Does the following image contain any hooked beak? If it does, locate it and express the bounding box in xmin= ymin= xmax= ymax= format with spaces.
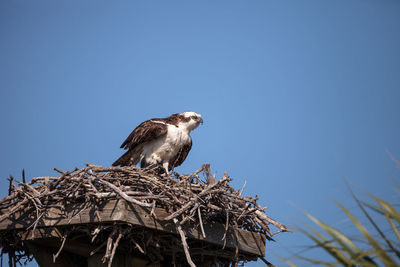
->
xmin=199 ymin=118 xmax=203 ymax=125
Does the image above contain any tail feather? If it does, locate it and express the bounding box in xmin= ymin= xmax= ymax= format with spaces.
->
xmin=112 ymin=148 xmax=142 ymax=167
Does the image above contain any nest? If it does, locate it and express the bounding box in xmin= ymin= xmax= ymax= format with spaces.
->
xmin=0 ymin=164 xmax=289 ymax=266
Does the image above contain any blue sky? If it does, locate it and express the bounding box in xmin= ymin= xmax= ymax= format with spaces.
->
xmin=1 ymin=1 xmax=400 ymax=266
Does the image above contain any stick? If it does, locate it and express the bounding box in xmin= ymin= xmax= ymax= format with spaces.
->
xmin=103 ymin=228 xmax=117 ymax=263
xmin=222 ymin=208 xmax=229 ymax=242
xmin=164 ymin=176 xmax=229 ymax=221
xmin=109 ymin=232 xmax=123 ymax=267
xmin=197 ymin=206 xmax=206 ymax=238
xmin=8 ymin=175 xmax=13 ymax=196
xmin=255 ymin=210 xmax=290 ymax=232
xmin=132 ymin=239 xmax=145 ymax=254
xmin=94 ymin=178 xmax=152 ymax=208
xmin=173 ymin=218 xmax=196 ymax=267
xmin=239 ymin=180 xmax=246 ymax=196
xmin=22 ymin=169 xmax=26 ymax=184
xmin=53 ymin=235 xmax=67 ymax=262
xmin=150 ymin=200 xmax=156 ymax=218
xmin=0 ymin=199 xmax=28 ymax=222
xmin=90 ymin=241 xmax=107 ymax=256
xmin=260 ymin=257 xmax=275 ymax=266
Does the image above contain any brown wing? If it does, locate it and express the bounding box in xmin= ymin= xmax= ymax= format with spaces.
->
xmin=169 ymin=140 xmax=192 ymax=170
xmin=120 ymin=120 xmax=168 ymax=150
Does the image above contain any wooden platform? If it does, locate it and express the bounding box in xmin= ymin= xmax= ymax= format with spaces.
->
xmin=0 ymin=199 xmax=266 ymax=266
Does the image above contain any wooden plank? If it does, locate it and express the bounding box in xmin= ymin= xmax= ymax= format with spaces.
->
xmin=0 ymin=199 xmax=265 ymax=257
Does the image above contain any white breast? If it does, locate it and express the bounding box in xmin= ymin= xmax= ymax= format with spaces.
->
xmin=142 ymin=124 xmax=191 ymax=165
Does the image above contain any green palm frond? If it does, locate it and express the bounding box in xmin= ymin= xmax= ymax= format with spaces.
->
xmin=335 ymin=201 xmax=395 ymax=266
xmin=296 ymin=227 xmax=352 ymax=266
xmin=284 ymin=180 xmax=400 ymax=266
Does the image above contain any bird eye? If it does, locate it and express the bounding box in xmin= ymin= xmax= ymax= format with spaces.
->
xmin=191 ymin=116 xmax=197 ymax=120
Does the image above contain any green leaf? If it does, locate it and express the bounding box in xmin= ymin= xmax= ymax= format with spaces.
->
xmin=297 ymin=226 xmax=352 ymax=266
xmin=336 ymin=201 xmax=395 ymax=265
xmin=384 ymin=211 xmax=400 ymax=243
xmin=369 ymin=195 xmax=400 ymax=224
xmin=296 ymin=255 xmax=338 ymax=266
xmin=305 ymin=212 xmax=376 ymax=266
xmin=276 ymin=255 xmax=298 ymax=267
xmin=356 ymin=193 xmax=400 ymax=258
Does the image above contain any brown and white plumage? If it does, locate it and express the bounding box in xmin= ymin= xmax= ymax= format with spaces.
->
xmin=112 ymin=111 xmax=203 ymax=173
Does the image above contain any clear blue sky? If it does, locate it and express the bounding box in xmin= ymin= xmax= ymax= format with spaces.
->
xmin=1 ymin=1 xmax=400 ymax=266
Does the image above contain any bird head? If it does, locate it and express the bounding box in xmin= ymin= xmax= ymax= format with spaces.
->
xmin=181 ymin=111 xmax=203 ymax=131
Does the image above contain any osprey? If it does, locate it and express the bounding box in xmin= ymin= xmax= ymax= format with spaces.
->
xmin=112 ymin=111 xmax=203 ymax=173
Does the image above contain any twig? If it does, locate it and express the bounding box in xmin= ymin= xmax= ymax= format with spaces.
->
xmin=197 ymin=206 xmax=206 ymax=238
xmin=22 ymin=169 xmax=26 ymax=184
xmin=103 ymin=228 xmax=117 ymax=263
xmin=90 ymin=241 xmax=107 ymax=256
xmin=222 ymin=208 xmax=229 ymax=243
xmin=164 ymin=176 xmax=229 ymax=221
xmin=255 ymin=210 xmax=290 ymax=233
xmin=150 ymin=200 xmax=156 ymax=218
xmin=53 ymin=235 xmax=67 ymax=262
xmin=239 ymin=180 xmax=246 ymax=196
xmin=109 ymin=231 xmax=124 ymax=267
xmin=261 ymin=257 xmax=275 ymax=266
xmin=8 ymin=175 xmax=13 ymax=196
xmin=93 ymin=178 xmax=152 ymax=208
xmin=173 ymin=218 xmax=196 ymax=267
